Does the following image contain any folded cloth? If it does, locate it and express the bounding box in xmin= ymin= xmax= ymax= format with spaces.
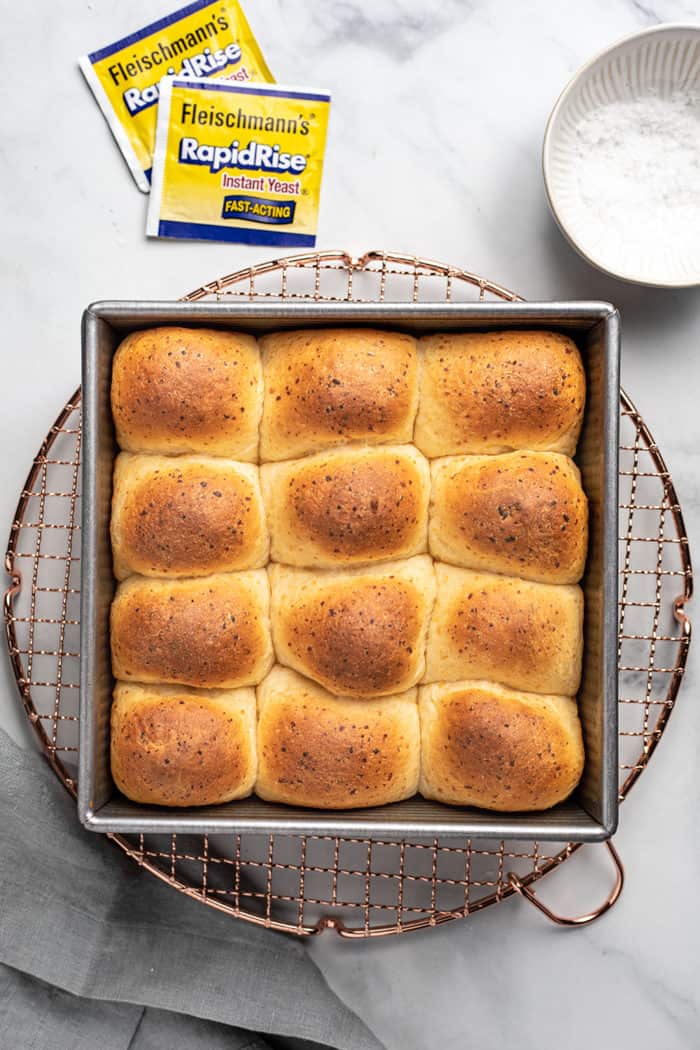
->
xmin=0 ymin=730 xmax=384 ymax=1050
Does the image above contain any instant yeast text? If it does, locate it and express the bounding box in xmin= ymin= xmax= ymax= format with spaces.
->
xmin=147 ymin=77 xmax=331 ymax=247
xmin=79 ymin=0 xmax=273 ymax=192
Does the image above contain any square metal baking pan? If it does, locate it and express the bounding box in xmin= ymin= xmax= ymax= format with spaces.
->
xmin=79 ymin=300 xmax=620 ymax=841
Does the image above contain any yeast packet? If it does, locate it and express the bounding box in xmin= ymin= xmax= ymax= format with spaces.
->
xmin=79 ymin=0 xmax=274 ymax=191
xmin=147 ymin=76 xmax=331 ymax=247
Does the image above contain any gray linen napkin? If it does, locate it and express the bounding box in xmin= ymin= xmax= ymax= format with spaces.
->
xmin=0 ymin=729 xmax=384 ymax=1050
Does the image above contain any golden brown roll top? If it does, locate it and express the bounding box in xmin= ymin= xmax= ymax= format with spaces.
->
xmin=269 ymin=556 xmax=436 ymax=697
xmin=429 ymin=451 xmax=588 ymax=584
xmin=415 ymin=330 xmax=586 ymax=458
xmin=256 ymin=667 xmax=420 ymax=809
xmin=260 ymin=444 xmax=430 ymax=568
xmin=419 ymin=681 xmax=584 ymax=810
xmin=110 ymin=570 xmax=273 ymax=689
xmin=111 ymin=453 xmax=269 ymax=579
xmin=259 ymin=328 xmax=419 ymax=460
xmin=111 ymin=327 xmax=263 ymax=461
xmin=424 ymin=565 xmax=583 ymax=695
xmin=111 ymin=682 xmax=256 ymax=806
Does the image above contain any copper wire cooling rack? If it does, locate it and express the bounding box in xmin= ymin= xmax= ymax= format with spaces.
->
xmin=3 ymin=250 xmax=693 ymax=937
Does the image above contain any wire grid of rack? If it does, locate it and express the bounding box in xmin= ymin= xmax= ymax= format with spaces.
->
xmin=3 ymin=250 xmax=693 ymax=936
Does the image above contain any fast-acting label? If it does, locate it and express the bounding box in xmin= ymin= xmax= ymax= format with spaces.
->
xmin=79 ymin=0 xmax=274 ymax=192
xmin=147 ymin=77 xmax=331 ymax=247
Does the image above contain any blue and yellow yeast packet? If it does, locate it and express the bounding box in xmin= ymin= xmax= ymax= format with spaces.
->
xmin=147 ymin=77 xmax=331 ymax=247
xmin=79 ymin=0 xmax=274 ymax=192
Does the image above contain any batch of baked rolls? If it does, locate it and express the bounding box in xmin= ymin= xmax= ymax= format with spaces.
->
xmin=109 ymin=325 xmax=588 ymax=812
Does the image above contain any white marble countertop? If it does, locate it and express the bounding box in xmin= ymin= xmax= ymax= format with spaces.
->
xmin=2 ymin=1 xmax=699 ymax=1047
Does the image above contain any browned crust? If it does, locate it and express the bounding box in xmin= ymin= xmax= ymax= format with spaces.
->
xmin=437 ymin=574 xmax=581 ymax=692
xmin=110 ymin=574 xmax=269 ymax=688
xmin=418 ymin=330 xmax=585 ymax=453
xmin=257 ymin=690 xmax=418 ymax=808
xmin=278 ymin=578 xmax=423 ymax=696
xmin=438 ymin=452 xmax=587 ymax=581
xmin=261 ymin=329 xmax=417 ymax=455
xmin=114 ymin=459 xmax=264 ymax=576
xmin=446 ymin=582 xmax=542 ymax=675
xmin=111 ymin=327 xmax=260 ymax=457
xmin=106 ymin=323 xmax=592 ymax=817
xmin=424 ymin=687 xmax=583 ymax=810
xmin=285 ymin=451 xmax=425 ymax=559
xmin=110 ymin=686 xmax=254 ymax=806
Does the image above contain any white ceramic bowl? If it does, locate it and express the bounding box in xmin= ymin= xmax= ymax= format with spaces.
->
xmin=543 ymin=24 xmax=700 ymax=288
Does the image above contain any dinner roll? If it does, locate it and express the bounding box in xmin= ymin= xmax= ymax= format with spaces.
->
xmin=111 ymin=681 xmax=256 ymax=806
xmin=259 ymin=328 xmax=418 ymax=460
xmin=424 ymin=565 xmax=583 ymax=695
xmin=256 ymin=667 xmax=420 ymax=808
xmin=415 ymin=330 xmax=585 ymax=457
xmin=429 ymin=451 xmax=588 ymax=584
xmin=111 ymin=327 xmax=262 ymax=461
xmin=269 ymin=556 xmax=436 ymax=697
xmin=110 ymin=571 xmax=273 ymax=689
xmin=111 ymin=453 xmax=268 ymax=579
xmin=260 ymin=445 xmax=430 ymax=568
xmin=419 ymin=680 xmax=584 ymax=810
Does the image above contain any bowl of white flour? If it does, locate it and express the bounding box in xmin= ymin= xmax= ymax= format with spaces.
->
xmin=543 ymin=24 xmax=700 ymax=287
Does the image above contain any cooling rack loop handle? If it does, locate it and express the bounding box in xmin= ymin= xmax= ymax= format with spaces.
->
xmin=3 ymin=555 xmax=22 ymax=637
xmin=311 ymin=915 xmax=349 ymax=936
xmin=674 ymin=595 xmax=692 ymax=640
xmin=507 ymin=840 xmax=624 ymax=927
xmin=3 ymin=571 xmax=22 ymax=616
